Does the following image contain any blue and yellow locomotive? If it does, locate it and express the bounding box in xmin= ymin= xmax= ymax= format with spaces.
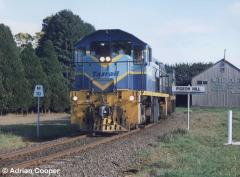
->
xmin=70 ymin=29 xmax=175 ymax=132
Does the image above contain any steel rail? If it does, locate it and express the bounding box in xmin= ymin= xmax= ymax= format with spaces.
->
xmin=0 ymin=135 xmax=87 ymax=160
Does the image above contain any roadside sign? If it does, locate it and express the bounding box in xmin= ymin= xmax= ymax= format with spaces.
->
xmin=172 ymin=86 xmax=205 ymax=94
xmin=33 ymin=85 xmax=44 ymax=97
xmin=172 ymin=85 xmax=205 ymax=131
xmin=33 ymin=85 xmax=44 ymax=138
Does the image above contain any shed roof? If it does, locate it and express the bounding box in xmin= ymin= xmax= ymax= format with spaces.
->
xmin=74 ymin=29 xmax=147 ymax=49
xmin=192 ymin=58 xmax=240 ymax=80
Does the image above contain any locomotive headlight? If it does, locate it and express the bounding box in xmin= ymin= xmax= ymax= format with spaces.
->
xmin=129 ymin=95 xmax=135 ymax=101
xmin=106 ymin=56 xmax=111 ymax=62
xmin=99 ymin=57 xmax=105 ymax=62
xmin=72 ymin=96 xmax=78 ymax=101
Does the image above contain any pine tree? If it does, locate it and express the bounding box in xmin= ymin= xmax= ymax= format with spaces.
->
xmin=38 ymin=40 xmax=68 ymax=112
xmin=0 ymin=24 xmax=31 ymax=113
xmin=0 ymin=65 xmax=7 ymax=115
xmin=20 ymin=44 xmax=50 ymax=112
xmin=37 ymin=10 xmax=95 ymax=88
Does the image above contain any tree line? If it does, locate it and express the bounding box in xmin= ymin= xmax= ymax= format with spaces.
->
xmin=0 ymin=10 xmax=95 ymax=114
xmin=166 ymin=62 xmax=213 ymax=86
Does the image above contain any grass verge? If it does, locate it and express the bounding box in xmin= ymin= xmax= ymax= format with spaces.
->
xmin=0 ymin=132 xmax=25 ymax=150
xmin=132 ymin=107 xmax=240 ymax=177
xmin=0 ymin=116 xmax=80 ymax=151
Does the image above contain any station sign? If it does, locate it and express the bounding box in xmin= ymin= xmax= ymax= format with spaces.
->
xmin=172 ymin=85 xmax=205 ymax=131
xmin=33 ymin=85 xmax=44 ymax=97
xmin=172 ymin=86 xmax=205 ymax=94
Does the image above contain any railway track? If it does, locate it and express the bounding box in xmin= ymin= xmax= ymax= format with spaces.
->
xmin=0 ymin=124 xmax=156 ymax=175
xmin=0 ymin=134 xmax=88 ymax=161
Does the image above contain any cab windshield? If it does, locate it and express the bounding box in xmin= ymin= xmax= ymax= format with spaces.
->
xmin=90 ymin=41 xmax=131 ymax=58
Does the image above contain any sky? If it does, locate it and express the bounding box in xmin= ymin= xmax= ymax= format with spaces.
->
xmin=0 ymin=0 xmax=240 ymax=67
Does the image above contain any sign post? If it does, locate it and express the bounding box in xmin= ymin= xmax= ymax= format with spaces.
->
xmin=172 ymin=85 xmax=205 ymax=131
xmin=33 ymin=85 xmax=44 ymax=138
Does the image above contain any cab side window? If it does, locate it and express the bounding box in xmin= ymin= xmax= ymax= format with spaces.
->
xmin=133 ymin=48 xmax=143 ymax=64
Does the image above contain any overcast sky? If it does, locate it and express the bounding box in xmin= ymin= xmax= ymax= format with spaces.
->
xmin=0 ymin=0 xmax=240 ymax=67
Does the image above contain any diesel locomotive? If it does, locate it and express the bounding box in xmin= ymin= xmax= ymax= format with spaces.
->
xmin=70 ymin=29 xmax=175 ymax=133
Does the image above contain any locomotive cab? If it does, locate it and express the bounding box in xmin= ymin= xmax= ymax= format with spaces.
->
xmin=76 ymin=40 xmax=149 ymax=64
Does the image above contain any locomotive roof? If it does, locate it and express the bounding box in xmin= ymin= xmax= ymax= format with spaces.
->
xmin=75 ymin=29 xmax=147 ymax=49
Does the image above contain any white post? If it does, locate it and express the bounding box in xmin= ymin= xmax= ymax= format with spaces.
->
xmin=228 ymin=110 xmax=232 ymax=144
xmin=187 ymin=93 xmax=190 ymax=131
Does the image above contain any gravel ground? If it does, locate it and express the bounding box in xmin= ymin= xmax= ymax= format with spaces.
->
xmin=9 ymin=112 xmax=186 ymax=177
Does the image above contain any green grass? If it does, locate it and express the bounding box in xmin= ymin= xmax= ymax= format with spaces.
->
xmin=0 ymin=119 xmax=80 ymax=151
xmin=0 ymin=132 xmax=25 ymax=150
xmin=133 ymin=107 xmax=240 ymax=177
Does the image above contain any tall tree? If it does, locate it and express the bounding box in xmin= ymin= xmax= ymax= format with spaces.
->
xmin=20 ymin=44 xmax=50 ymax=112
xmin=0 ymin=60 xmax=7 ymax=115
xmin=14 ymin=32 xmax=33 ymax=48
xmin=0 ymin=24 xmax=31 ymax=113
xmin=37 ymin=9 xmax=95 ymax=87
xmin=15 ymin=32 xmax=44 ymax=49
xmin=38 ymin=40 xmax=68 ymax=112
xmin=32 ymin=32 xmax=44 ymax=49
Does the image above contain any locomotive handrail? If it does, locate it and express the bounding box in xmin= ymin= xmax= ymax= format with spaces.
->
xmin=141 ymin=60 xmax=144 ymax=95
xmin=115 ymin=62 xmax=118 ymax=92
